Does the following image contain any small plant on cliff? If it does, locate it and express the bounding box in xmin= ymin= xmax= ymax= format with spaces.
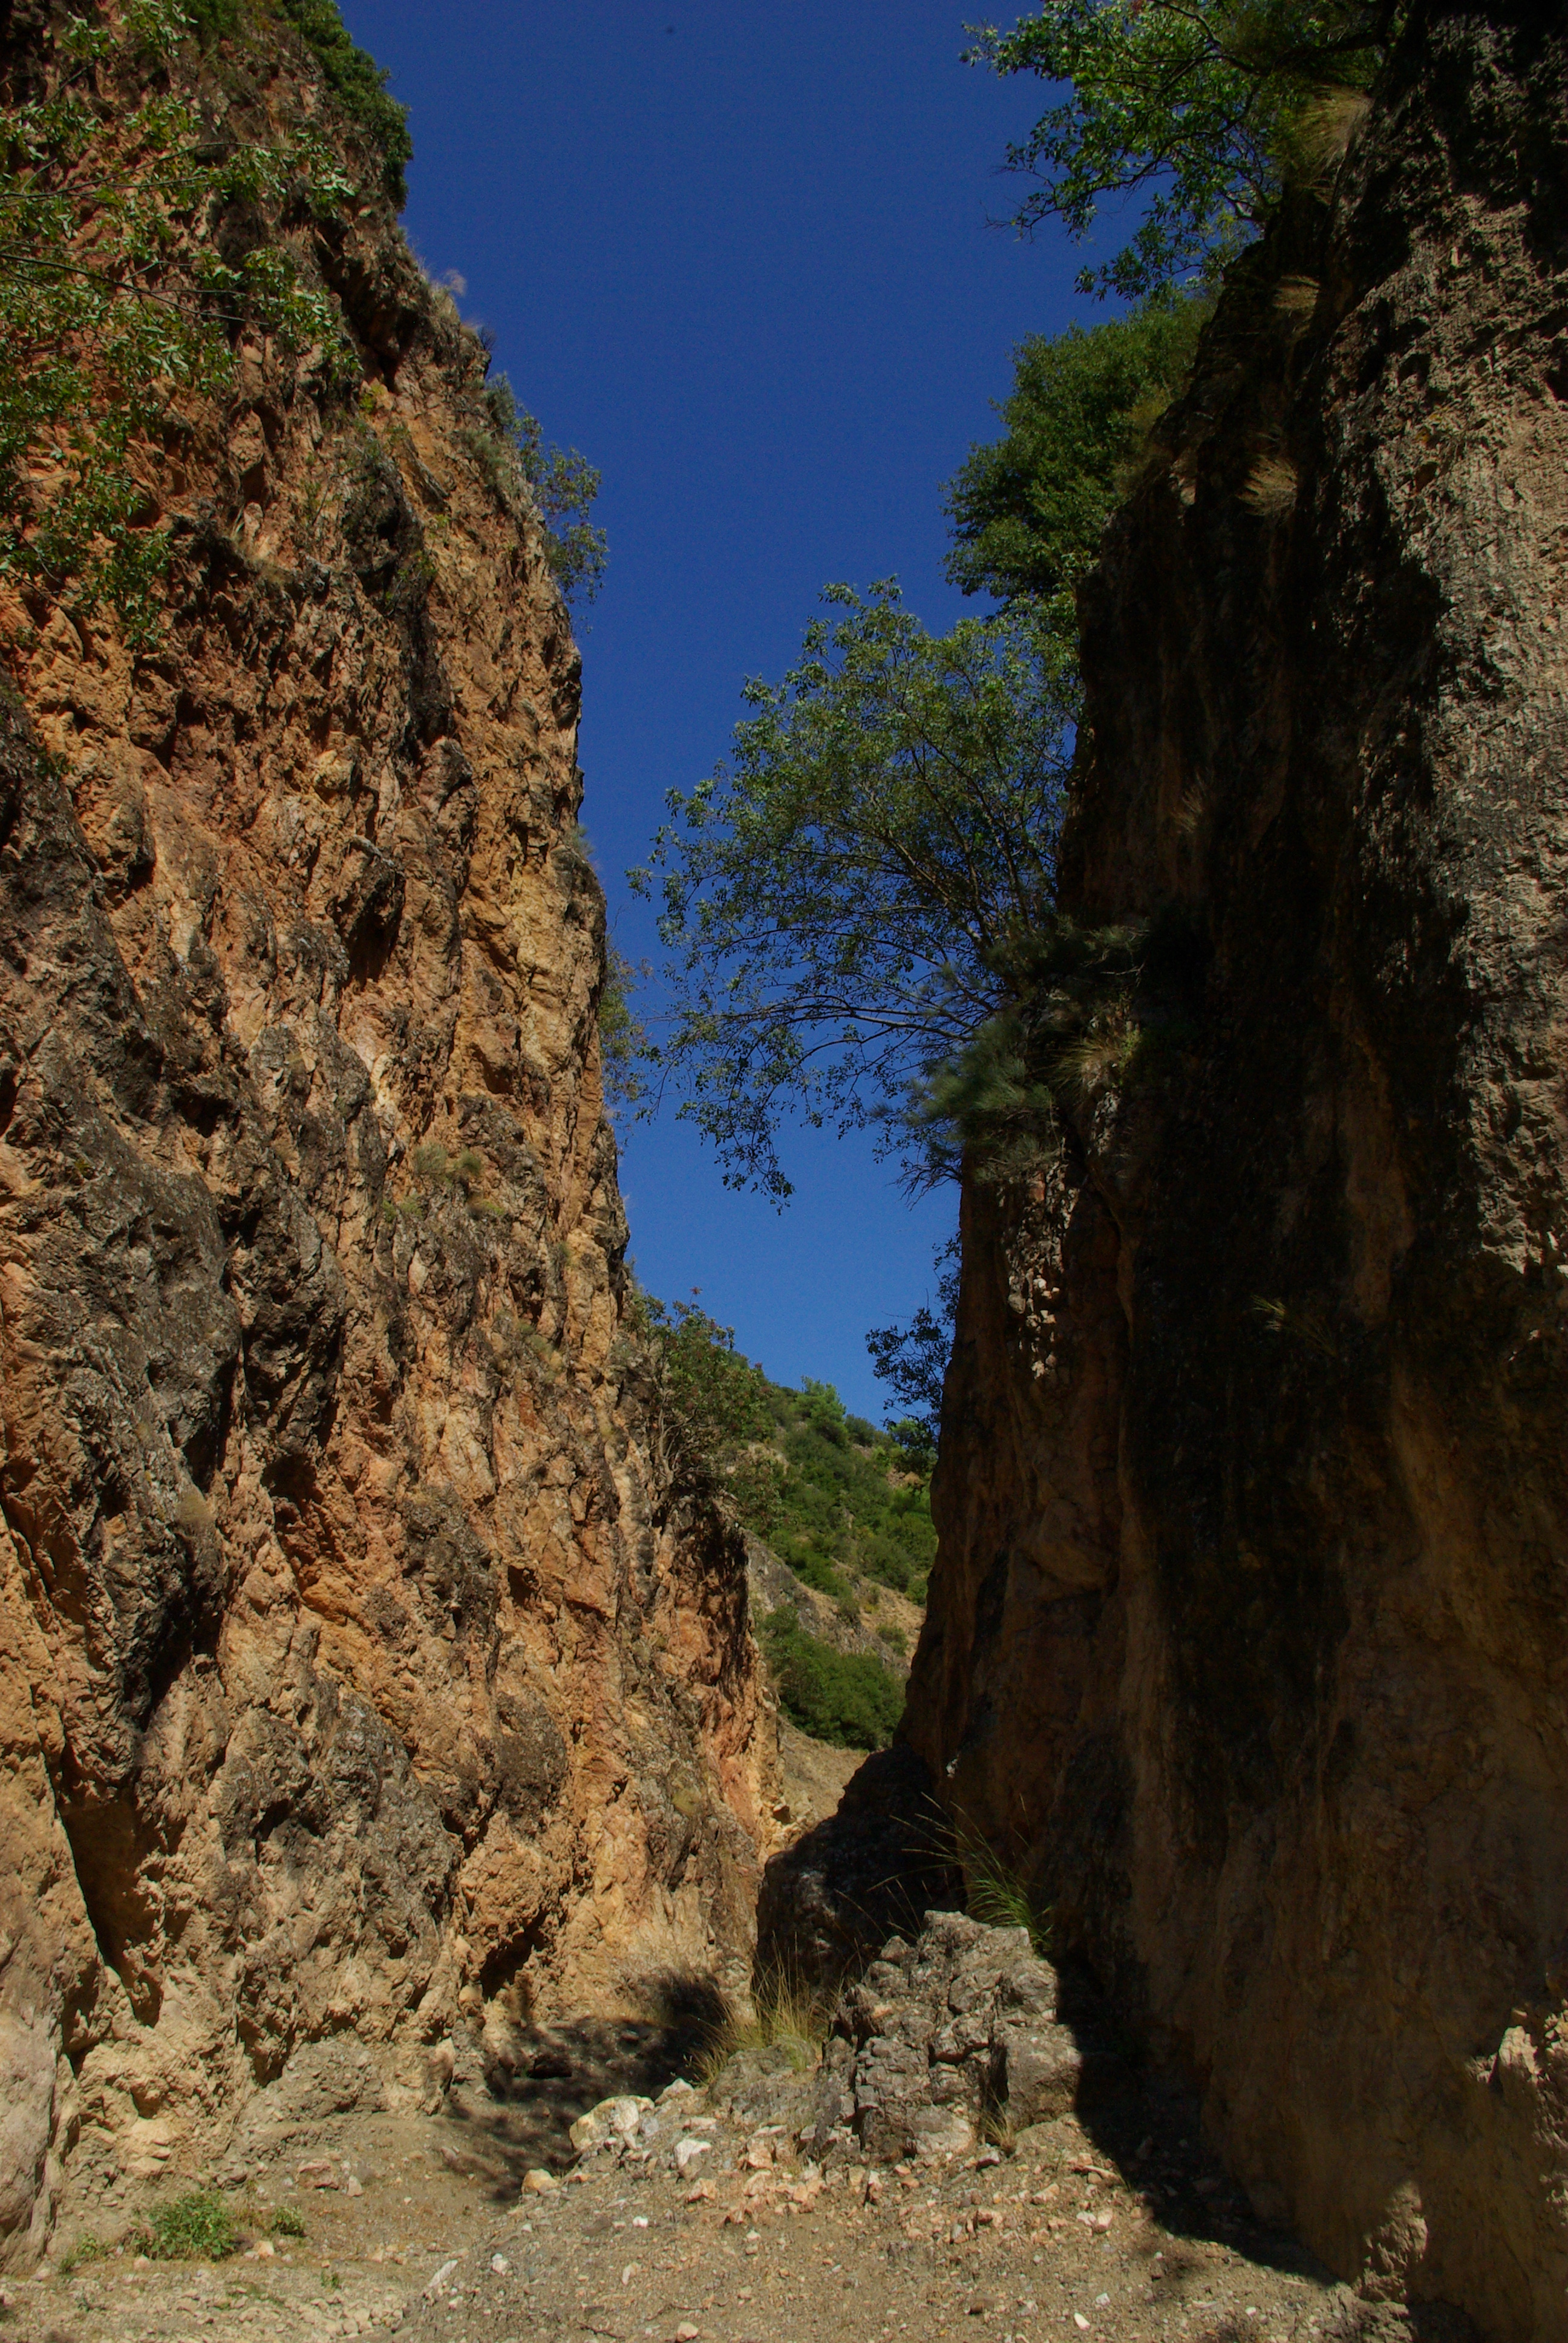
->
xmin=459 ymin=371 xmax=608 ymax=604
xmin=269 ymin=2203 xmax=307 ymax=2240
xmin=959 ymin=1830 xmax=1054 ymax=1958
xmin=600 ymin=943 xmax=652 ymax=1113
xmin=58 ymin=2233 xmax=109 ymax=2274
xmin=907 ymin=909 xmax=1205 ymax=1182
xmin=0 ymin=2 xmax=353 ymax=643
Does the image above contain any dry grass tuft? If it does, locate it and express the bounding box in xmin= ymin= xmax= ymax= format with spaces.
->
xmin=1249 ymin=1295 xmax=1339 ymax=1362
xmin=692 ymin=1962 xmax=830 ymax=2090
xmin=1172 ymin=782 xmax=1210 ymax=837
xmin=1240 ymin=454 xmax=1299 ymax=518
xmin=1273 ymin=274 xmax=1321 ymax=322
xmin=1296 ymin=87 xmax=1373 ymax=181
xmin=1050 ymin=1003 xmax=1143 ymax=1105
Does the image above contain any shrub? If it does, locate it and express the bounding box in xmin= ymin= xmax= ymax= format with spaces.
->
xmin=270 ymin=2203 xmax=307 ymax=2240
xmin=462 ymin=372 xmax=607 ymax=603
xmin=130 ymin=2190 xmax=237 ymax=2263
xmin=760 ymin=1609 xmax=904 ymax=1751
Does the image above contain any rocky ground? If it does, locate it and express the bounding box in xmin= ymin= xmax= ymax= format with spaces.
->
xmin=2 ymin=1918 xmax=1471 ymax=2343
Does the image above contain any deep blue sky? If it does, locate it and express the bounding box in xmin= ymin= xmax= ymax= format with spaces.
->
xmin=343 ymin=0 xmax=1083 ymax=1414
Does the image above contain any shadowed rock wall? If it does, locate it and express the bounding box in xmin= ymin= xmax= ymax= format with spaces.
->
xmin=0 ymin=8 xmax=772 ymax=2264
xmin=906 ymin=4 xmax=1568 ymax=2334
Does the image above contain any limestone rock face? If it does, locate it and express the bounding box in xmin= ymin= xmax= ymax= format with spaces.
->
xmin=906 ymin=5 xmax=1568 ymax=2335
xmin=0 ymin=16 xmax=771 ymax=2263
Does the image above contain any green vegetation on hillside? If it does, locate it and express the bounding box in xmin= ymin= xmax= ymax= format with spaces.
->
xmin=765 ymin=1380 xmax=935 ymax=1604
xmin=276 ymin=0 xmax=413 ymax=206
xmin=640 ymin=1293 xmax=935 ymax=1596
xmin=637 ymin=1298 xmax=927 ymax=1750
xmin=0 ymin=1 xmax=351 ymax=643
xmin=760 ymin=1608 xmax=906 ymax=1752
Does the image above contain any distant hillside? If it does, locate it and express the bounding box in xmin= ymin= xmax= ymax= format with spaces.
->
xmin=638 ymin=1297 xmax=932 ymax=1754
xmin=744 ymin=1380 xmax=931 ymax=1754
xmin=761 ymin=1379 xmax=935 ymax=1608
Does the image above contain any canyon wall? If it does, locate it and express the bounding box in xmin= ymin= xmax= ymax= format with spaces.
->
xmin=0 ymin=7 xmax=772 ymax=2266
xmin=906 ymin=3 xmax=1568 ymax=2335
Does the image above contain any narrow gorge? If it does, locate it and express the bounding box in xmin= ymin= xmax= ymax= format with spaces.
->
xmin=2 ymin=4 xmax=1567 ymax=2342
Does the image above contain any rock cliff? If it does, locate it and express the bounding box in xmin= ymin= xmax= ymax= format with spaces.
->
xmin=0 ymin=4 xmax=771 ymax=2267
xmin=906 ymin=3 xmax=1568 ymax=2335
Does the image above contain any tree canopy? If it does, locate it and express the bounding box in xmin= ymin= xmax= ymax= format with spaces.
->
xmin=634 ymin=585 xmax=1074 ymax=1201
xmin=633 ymin=290 xmax=1207 ymax=1199
xmin=633 ymin=0 xmax=1396 ymax=1197
xmin=970 ymin=0 xmax=1400 ymax=297
xmin=945 ymin=288 xmax=1207 ymax=609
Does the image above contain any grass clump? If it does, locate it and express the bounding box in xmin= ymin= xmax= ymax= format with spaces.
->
xmin=953 ymin=1820 xmax=1054 ymax=1958
xmin=270 ymin=2203 xmax=307 ymax=2240
xmin=760 ymin=1607 xmax=904 ymax=1751
xmin=129 ymin=2189 xmax=237 ymax=2263
xmin=1240 ymin=453 xmax=1299 ymax=518
xmin=694 ymin=1964 xmax=829 ymax=2089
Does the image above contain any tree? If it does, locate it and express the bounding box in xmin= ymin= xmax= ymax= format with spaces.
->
xmin=634 ymin=585 xmax=1074 ymax=1201
xmin=866 ymin=1242 xmax=960 ymax=1453
xmin=945 ymin=289 xmax=1208 ymax=611
xmin=0 ymin=2 xmax=354 ymax=644
xmin=969 ymin=0 xmax=1399 ymax=298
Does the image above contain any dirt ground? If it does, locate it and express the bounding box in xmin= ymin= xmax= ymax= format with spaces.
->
xmin=2 ymin=2007 xmax=1461 ymax=2343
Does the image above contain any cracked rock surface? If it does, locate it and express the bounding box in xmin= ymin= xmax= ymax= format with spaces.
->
xmin=0 ymin=10 xmax=772 ymax=2266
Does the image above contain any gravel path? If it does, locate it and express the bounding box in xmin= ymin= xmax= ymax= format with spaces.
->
xmin=4 ymin=2043 xmax=1460 ymax=2343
